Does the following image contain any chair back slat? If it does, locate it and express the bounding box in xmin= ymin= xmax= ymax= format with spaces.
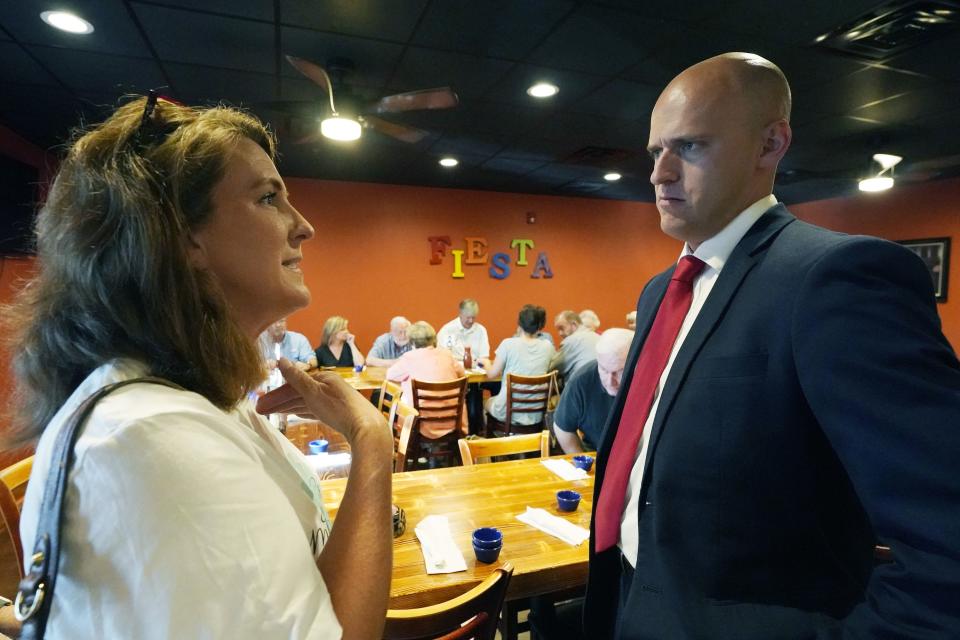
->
xmin=384 ymin=564 xmax=513 ymax=640
xmin=378 ymin=380 xmax=403 ymax=427
xmin=406 ymin=377 xmax=468 ymax=470
xmin=0 ymin=455 xmax=34 ymax=577
xmin=393 ymin=402 xmax=419 ymax=473
xmin=501 ymin=372 xmax=557 ymax=435
xmin=458 ymin=432 xmax=550 ymax=466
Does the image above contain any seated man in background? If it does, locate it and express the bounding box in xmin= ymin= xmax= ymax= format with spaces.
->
xmin=625 ymin=310 xmax=636 ymax=330
xmin=554 ymin=328 xmax=634 ymax=453
xmin=258 ymin=318 xmax=316 ymax=371
xmin=366 ymin=316 xmax=413 ymax=367
xmin=579 ymin=309 xmax=601 ymax=332
xmin=437 ymin=298 xmax=490 ymax=365
xmin=550 ymin=310 xmax=601 ymax=386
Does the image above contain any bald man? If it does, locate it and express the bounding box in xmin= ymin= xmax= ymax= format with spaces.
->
xmin=554 ymin=328 xmax=634 ymax=453
xmin=585 ymin=53 xmax=960 ymax=638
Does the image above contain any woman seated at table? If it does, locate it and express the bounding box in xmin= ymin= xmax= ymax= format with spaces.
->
xmin=386 ymin=321 xmax=467 ymax=435
xmin=315 ymin=315 xmax=365 ymax=367
xmin=484 ymin=304 xmax=556 ymax=428
xmin=3 ymin=96 xmax=392 ymax=639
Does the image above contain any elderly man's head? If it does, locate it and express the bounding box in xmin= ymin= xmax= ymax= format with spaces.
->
xmin=595 ymin=328 xmax=635 ymax=396
xmin=648 ymin=53 xmax=792 ymax=250
xmin=580 ymin=309 xmax=600 ymax=332
xmin=267 ymin=318 xmax=287 ymax=342
xmin=389 ymin=316 xmax=411 ymax=346
xmin=625 ymin=310 xmax=637 ymax=330
xmin=458 ymin=298 xmax=479 ymax=329
xmin=554 ymin=310 xmax=581 ymax=339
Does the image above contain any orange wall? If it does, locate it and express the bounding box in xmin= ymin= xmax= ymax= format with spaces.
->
xmin=791 ymin=177 xmax=959 ymax=349
xmin=283 ymin=178 xmax=675 ymax=350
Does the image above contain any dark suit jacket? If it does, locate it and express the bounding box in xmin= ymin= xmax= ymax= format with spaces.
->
xmin=584 ymin=205 xmax=960 ymax=639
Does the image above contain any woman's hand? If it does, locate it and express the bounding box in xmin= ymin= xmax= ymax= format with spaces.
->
xmin=256 ymin=358 xmax=387 ymax=443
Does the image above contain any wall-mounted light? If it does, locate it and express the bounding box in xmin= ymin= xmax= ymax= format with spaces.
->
xmin=40 ymin=10 xmax=94 ymax=34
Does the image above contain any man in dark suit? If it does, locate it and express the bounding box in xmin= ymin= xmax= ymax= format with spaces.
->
xmin=584 ymin=52 xmax=960 ymax=639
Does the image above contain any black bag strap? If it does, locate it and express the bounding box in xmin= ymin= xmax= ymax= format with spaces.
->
xmin=15 ymin=376 xmax=183 ymax=640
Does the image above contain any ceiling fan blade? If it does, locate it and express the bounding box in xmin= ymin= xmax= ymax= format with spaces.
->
xmin=374 ymin=87 xmax=458 ymax=114
xmin=362 ymin=115 xmax=429 ymax=144
xmin=285 ymin=54 xmax=332 ymax=96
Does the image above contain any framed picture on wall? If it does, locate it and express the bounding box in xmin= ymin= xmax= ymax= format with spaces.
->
xmin=898 ymin=237 xmax=950 ymax=303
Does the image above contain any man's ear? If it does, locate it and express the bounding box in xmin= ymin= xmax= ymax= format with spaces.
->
xmin=758 ymin=119 xmax=792 ymax=169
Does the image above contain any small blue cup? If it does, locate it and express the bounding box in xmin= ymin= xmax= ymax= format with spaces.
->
xmin=308 ymin=439 xmax=329 ymax=454
xmin=556 ymin=490 xmax=581 ymax=512
xmin=572 ymin=455 xmax=594 ymax=472
xmin=472 ymin=527 xmax=503 ymax=549
xmin=354 ymin=364 xmax=364 ymax=374
xmin=473 ymin=541 xmax=502 ymax=563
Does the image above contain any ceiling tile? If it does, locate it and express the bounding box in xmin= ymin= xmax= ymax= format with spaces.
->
xmin=279 ymin=0 xmax=429 ymax=42
xmin=0 ymin=42 xmax=59 ymax=86
xmin=28 ymin=46 xmax=165 ymax=95
xmin=527 ymin=4 xmax=667 ymax=75
xmin=165 ymin=63 xmax=277 ymax=105
xmin=412 ymin=0 xmax=575 ymax=60
xmin=142 ymin=0 xmax=274 ymax=21
xmin=800 ymin=66 xmax=938 ymax=115
xmin=483 ymin=64 xmax=605 ymax=109
xmin=707 ymin=0 xmax=887 ymax=45
xmin=569 ymin=78 xmax=659 ymax=121
xmin=133 ymin=3 xmax=275 ymax=73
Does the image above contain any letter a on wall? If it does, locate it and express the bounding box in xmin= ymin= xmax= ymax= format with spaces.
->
xmin=531 ymin=252 xmax=553 ymax=279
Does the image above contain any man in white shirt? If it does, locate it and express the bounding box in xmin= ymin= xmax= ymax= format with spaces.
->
xmin=585 ymin=52 xmax=960 ymax=639
xmin=436 ymin=298 xmax=490 ymax=364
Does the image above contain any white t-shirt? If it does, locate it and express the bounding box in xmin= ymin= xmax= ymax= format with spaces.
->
xmin=19 ymin=359 xmax=341 ymax=639
xmin=436 ymin=317 xmax=491 ymax=361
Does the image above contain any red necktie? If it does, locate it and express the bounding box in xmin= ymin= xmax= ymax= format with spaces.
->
xmin=595 ymin=255 xmax=706 ymax=552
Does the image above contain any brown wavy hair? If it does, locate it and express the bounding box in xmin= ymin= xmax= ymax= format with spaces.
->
xmin=2 ymin=96 xmax=275 ymax=444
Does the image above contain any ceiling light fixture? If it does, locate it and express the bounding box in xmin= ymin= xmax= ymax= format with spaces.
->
xmin=858 ymin=153 xmax=902 ymax=192
xmin=40 ymin=10 xmax=94 ymax=34
xmin=527 ymin=83 xmax=559 ymax=98
xmin=320 ymin=116 xmax=361 ymax=141
xmin=439 ymin=157 xmax=459 ymax=168
xmin=604 ymin=172 xmax=622 ymax=182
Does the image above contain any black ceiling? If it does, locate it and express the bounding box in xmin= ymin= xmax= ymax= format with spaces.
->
xmin=2 ymin=0 xmax=960 ymax=203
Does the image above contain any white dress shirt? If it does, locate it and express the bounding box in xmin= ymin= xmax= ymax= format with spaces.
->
xmin=436 ymin=317 xmax=491 ymax=361
xmin=619 ymin=194 xmax=777 ymax=566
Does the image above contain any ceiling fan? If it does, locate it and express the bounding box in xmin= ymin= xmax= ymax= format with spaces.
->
xmin=278 ymin=54 xmax=459 ymax=144
xmin=777 ymin=153 xmax=960 ymax=190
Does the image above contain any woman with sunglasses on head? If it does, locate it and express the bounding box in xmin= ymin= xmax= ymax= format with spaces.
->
xmin=2 ymin=95 xmax=393 ymax=639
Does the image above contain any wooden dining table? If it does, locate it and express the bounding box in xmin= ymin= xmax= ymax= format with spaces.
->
xmin=319 ymin=455 xmax=593 ymax=610
xmin=321 ymin=365 xmax=490 ymax=391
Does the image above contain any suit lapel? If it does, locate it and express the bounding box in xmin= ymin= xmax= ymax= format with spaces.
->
xmin=639 ymin=205 xmax=796 ymax=489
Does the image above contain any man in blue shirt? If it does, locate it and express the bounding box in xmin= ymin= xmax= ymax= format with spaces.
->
xmin=365 ymin=316 xmax=413 ymax=367
xmin=259 ymin=318 xmax=316 ymax=370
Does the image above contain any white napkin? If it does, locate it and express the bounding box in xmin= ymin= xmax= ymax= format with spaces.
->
xmin=303 ymin=452 xmax=351 ymax=472
xmin=516 ymin=507 xmax=590 ymax=546
xmin=415 ymin=515 xmax=468 ymax=574
xmin=541 ymin=459 xmax=588 ymax=481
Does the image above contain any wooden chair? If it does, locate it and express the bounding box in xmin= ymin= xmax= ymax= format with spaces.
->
xmin=458 ymin=431 xmax=550 ymax=466
xmin=383 ymin=563 xmax=513 ymax=640
xmin=0 ymin=456 xmax=33 ymax=579
xmin=408 ymin=377 xmax=468 ymax=470
xmin=393 ymin=401 xmax=419 ymax=473
xmin=485 ymin=372 xmax=557 ymax=437
xmin=378 ymin=380 xmax=404 ymax=427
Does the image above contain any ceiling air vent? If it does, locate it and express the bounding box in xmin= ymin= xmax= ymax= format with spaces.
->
xmin=812 ymin=1 xmax=960 ymax=60
xmin=561 ymin=146 xmax=635 ymax=167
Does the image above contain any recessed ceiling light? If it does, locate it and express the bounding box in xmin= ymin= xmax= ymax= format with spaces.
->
xmin=858 ymin=176 xmax=894 ymax=192
xmin=526 ymin=83 xmax=559 ymax=99
xmin=439 ymin=157 xmax=459 ymax=168
xmin=604 ymin=172 xmax=622 ymax=182
xmin=40 ymin=10 xmax=94 ymax=34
